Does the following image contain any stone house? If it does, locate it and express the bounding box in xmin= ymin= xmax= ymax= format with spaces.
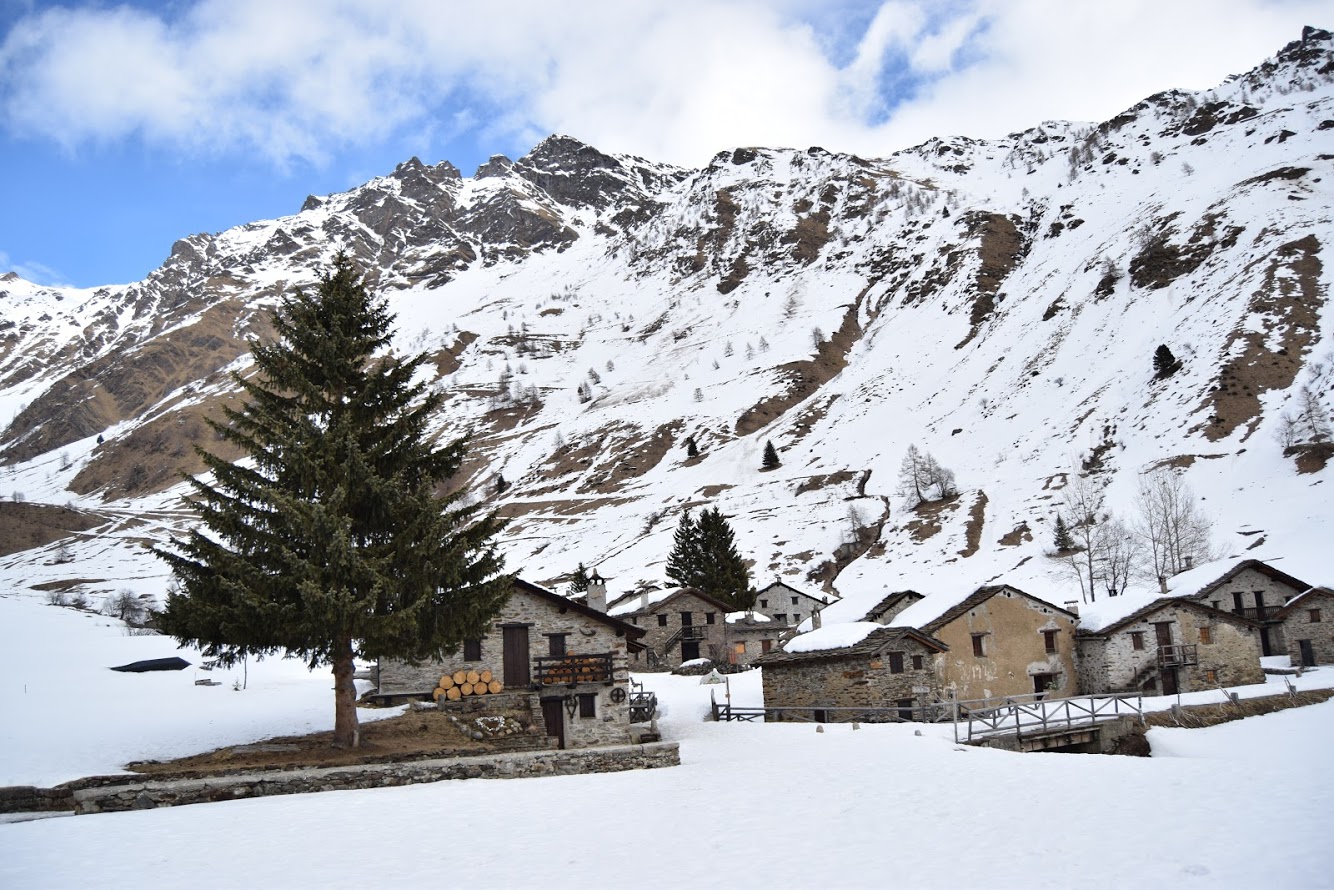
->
xmin=725 ymin=611 xmax=784 ymax=666
xmin=864 ymin=585 xmax=1079 ymax=702
xmin=1275 ymin=587 xmax=1334 ymax=667
xmin=914 ymin=585 xmax=1080 ymax=702
xmin=1075 ymin=598 xmax=1264 ymax=696
xmin=377 ymin=578 xmax=645 ymax=749
xmin=754 ymin=624 xmax=949 ymax=722
xmin=753 ymin=579 xmax=837 ymax=627
xmin=607 ymin=586 xmax=736 ymax=671
xmin=1175 ymin=559 xmax=1314 ymax=657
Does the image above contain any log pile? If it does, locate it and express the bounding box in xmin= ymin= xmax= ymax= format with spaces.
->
xmin=432 ymin=669 xmax=503 ymax=702
xmin=541 ymin=655 xmax=612 ymax=685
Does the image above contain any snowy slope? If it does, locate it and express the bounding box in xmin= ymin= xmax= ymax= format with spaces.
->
xmin=0 ymin=28 xmax=1331 ymax=625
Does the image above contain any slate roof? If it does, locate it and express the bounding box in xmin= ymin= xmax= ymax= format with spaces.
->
xmin=1177 ymin=558 xmax=1313 ymax=601
xmin=1075 ymin=595 xmax=1261 ymax=638
xmin=1274 ymin=586 xmax=1334 ymax=618
xmin=752 ymin=625 xmax=948 ymax=666
xmin=919 ymin=584 xmax=1079 ymax=634
xmin=862 ymin=590 xmax=926 ymax=623
xmin=605 ymin=586 xmax=736 ymax=618
xmin=512 ymin=578 xmax=645 ymax=644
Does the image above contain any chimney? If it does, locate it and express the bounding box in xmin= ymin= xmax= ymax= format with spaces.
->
xmin=587 ymin=570 xmax=607 ymax=613
xmin=1064 ymin=600 xmax=1079 ymax=617
xmin=811 ymin=608 xmax=823 ymax=630
xmin=1158 ymin=575 xmax=1169 ymax=595
xmin=1184 ymin=556 xmax=1193 ymax=569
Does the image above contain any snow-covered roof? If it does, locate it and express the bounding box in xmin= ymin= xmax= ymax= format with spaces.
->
xmin=726 ymin=610 xmax=772 ymax=624
xmin=606 ymin=587 xmax=677 ymax=616
xmin=783 ymin=621 xmax=882 ymax=653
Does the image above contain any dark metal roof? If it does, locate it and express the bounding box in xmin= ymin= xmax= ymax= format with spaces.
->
xmin=752 ymin=625 xmax=948 ymax=666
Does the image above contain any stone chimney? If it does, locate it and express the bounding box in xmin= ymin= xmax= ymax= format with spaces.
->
xmin=1158 ymin=575 xmax=1169 ymax=594
xmin=1064 ymin=600 xmax=1079 ymax=617
xmin=811 ymin=607 xmax=823 ymax=630
xmin=587 ymin=570 xmax=607 ymax=613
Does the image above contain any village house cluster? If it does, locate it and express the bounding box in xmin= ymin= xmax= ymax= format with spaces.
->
xmin=374 ymin=559 xmax=1330 ymax=747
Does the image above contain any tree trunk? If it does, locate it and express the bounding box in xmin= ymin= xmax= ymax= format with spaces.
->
xmin=332 ymin=636 xmax=360 ymax=749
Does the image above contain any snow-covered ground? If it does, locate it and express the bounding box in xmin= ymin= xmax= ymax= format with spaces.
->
xmin=3 ymin=590 xmax=1334 ymax=889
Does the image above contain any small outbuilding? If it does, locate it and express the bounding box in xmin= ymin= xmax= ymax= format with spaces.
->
xmin=1275 ymin=587 xmax=1334 ymax=667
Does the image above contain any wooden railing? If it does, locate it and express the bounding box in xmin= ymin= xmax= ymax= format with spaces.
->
xmin=1158 ymin=644 xmax=1198 ymax=667
xmin=951 ymin=693 xmax=1144 ymax=744
xmin=629 ymin=678 xmax=657 ymax=723
xmin=710 ymin=692 xmax=947 ymax=724
xmin=533 ymin=653 xmax=614 ymax=686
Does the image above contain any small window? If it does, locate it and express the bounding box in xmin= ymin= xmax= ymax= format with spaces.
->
xmin=791 ymin=596 xmax=799 ymax=605
xmin=705 ymin=612 xmax=716 ymax=625
xmin=1042 ymin=630 xmax=1058 ymax=654
xmin=681 ymin=611 xmax=693 ymax=626
xmin=733 ymin=642 xmax=746 ymax=655
xmin=775 ymin=613 xmax=787 ymax=623
xmin=793 ymin=613 xmax=801 ymax=622
xmin=1311 ymin=609 xmax=1323 ymax=624
xmin=1199 ymin=626 xmax=1213 ymax=645
xmin=1130 ymin=631 xmax=1145 ymax=651
xmin=761 ymin=639 xmax=773 ymax=654
xmin=1203 ymin=669 xmax=1218 ymax=684
xmin=631 ymin=617 xmax=638 ymax=626
xmin=578 ymin=693 xmax=596 ymax=719
xmin=911 ymin=654 xmax=924 ymax=670
xmin=760 ymin=599 xmax=768 ymax=609
xmin=657 ymin=614 xmax=668 ymax=627
xmin=463 ymin=638 xmax=482 ymax=661
xmin=547 ymin=634 xmax=568 ymax=658
xmin=971 ymin=634 xmax=986 ymax=657
xmin=889 ymin=651 xmax=905 ymax=673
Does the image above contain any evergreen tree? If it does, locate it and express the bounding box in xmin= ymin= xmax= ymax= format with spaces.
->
xmin=1053 ymin=515 xmax=1076 ymax=552
xmin=762 ymin=440 xmax=780 ymax=470
xmin=1153 ymin=344 xmax=1180 ymax=379
xmin=666 ymin=507 xmax=752 ymax=610
xmin=155 ymin=255 xmax=510 ymax=749
xmin=569 ymin=562 xmax=591 ymax=595
xmin=685 ymin=436 xmax=699 ymax=459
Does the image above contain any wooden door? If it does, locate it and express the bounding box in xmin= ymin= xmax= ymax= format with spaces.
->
xmin=1161 ymin=667 xmax=1179 ymax=696
xmin=540 ymin=698 xmax=566 ymax=749
xmin=1299 ymin=639 xmax=1316 ymax=667
xmin=1032 ymin=673 xmax=1054 ymax=698
xmin=1259 ymin=627 xmax=1273 ymax=657
xmin=1154 ymin=623 xmax=1173 ymax=647
xmin=681 ymin=640 xmax=700 ymax=662
xmin=503 ymin=625 xmax=530 ymax=687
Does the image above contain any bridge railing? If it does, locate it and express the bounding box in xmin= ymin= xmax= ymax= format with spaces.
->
xmin=951 ymin=693 xmax=1144 ymax=744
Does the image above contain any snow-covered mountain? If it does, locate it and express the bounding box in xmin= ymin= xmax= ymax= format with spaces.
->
xmin=1 ymin=27 xmax=1331 ymax=618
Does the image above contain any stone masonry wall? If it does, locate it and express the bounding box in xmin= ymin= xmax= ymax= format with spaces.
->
xmin=930 ymin=590 xmax=1079 ymax=701
xmin=1188 ymin=566 xmax=1307 ymax=613
xmin=621 ymin=591 xmax=728 ymax=671
xmin=63 ymin=743 xmax=680 ymax=815
xmin=761 ymin=642 xmax=940 ymax=720
xmin=379 ymin=586 xmax=635 ymax=748
xmin=1283 ymin=592 xmax=1334 ymax=665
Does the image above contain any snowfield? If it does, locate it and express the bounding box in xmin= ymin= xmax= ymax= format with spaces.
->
xmin=3 ymin=590 xmax=1334 ymax=889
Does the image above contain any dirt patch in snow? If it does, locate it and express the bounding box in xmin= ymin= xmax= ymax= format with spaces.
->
xmin=997 ymin=522 xmax=1032 ymax=547
xmin=794 ymin=470 xmax=857 ymax=496
xmin=958 ymin=492 xmax=987 ymax=557
xmin=0 ymin=502 xmax=106 ymax=557
xmin=126 ymin=707 xmax=538 ymax=778
xmin=1194 ymin=234 xmax=1323 ymax=442
xmin=903 ymin=494 xmax=960 ymax=543
xmin=955 ymin=212 xmax=1026 ymax=349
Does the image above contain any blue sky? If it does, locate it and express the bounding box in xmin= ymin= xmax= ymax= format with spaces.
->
xmin=0 ymin=0 xmax=1325 ymax=288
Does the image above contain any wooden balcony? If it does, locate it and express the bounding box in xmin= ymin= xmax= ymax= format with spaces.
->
xmin=1157 ymin=644 xmax=1198 ymax=667
xmin=534 ymin=653 xmax=615 ymax=686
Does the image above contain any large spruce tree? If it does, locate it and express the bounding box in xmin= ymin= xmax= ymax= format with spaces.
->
xmin=155 ymin=255 xmax=510 ymax=748
xmin=665 ymin=507 xmax=753 ymax=610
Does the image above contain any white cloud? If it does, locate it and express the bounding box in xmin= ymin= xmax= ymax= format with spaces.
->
xmin=0 ymin=248 xmax=68 ymax=286
xmin=0 ymin=0 xmax=1325 ymax=169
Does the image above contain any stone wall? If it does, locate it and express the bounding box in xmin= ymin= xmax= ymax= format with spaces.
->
xmin=1282 ymin=592 xmax=1334 ymax=665
xmin=378 ymin=585 xmax=636 ymax=748
xmin=928 ymin=590 xmax=1079 ymax=700
xmin=621 ymin=590 xmax=728 ymax=671
xmin=62 ymin=743 xmax=680 ymax=815
xmin=760 ymin=642 xmax=940 ymax=720
xmin=1186 ymin=565 xmax=1306 ymax=613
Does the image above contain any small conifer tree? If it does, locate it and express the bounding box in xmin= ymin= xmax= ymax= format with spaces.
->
xmin=1153 ymin=344 xmax=1180 ymax=379
xmin=1053 ymin=515 xmax=1076 ymax=552
xmin=569 ymin=563 xmax=591 ymax=595
xmin=762 ymin=440 xmax=780 ymax=470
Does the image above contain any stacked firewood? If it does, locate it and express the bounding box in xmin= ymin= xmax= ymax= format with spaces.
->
xmin=432 ymin=669 xmax=503 ymax=701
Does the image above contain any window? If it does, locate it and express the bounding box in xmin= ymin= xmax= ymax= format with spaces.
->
xmin=733 ymin=642 xmax=746 ymax=655
xmin=631 ymin=617 xmax=638 ymax=626
xmin=578 ymin=693 xmax=596 ymax=719
xmin=1311 ymin=609 xmax=1323 ymax=624
xmin=774 ymin=613 xmax=787 ymax=623
xmin=1198 ymin=626 xmax=1213 ymax=645
xmin=793 ymin=613 xmax=801 ymax=623
xmin=547 ymin=634 xmax=568 ymax=658
xmin=1203 ymin=669 xmax=1218 ymax=684
xmin=1130 ymin=631 xmax=1145 ymax=651
xmin=705 ymin=612 xmax=716 ymax=625
xmin=791 ymin=596 xmax=799 ymax=605
xmin=889 ymin=651 xmax=905 ymax=673
xmin=463 ymin=638 xmax=482 ymax=661
xmin=971 ymin=634 xmax=987 ymax=657
xmin=759 ymin=599 xmax=768 ymax=608
xmin=761 ymin=639 xmax=773 ymax=654
xmin=911 ymin=654 xmax=924 ymax=670
xmin=657 ymin=614 xmax=668 ymax=627
xmin=1043 ymin=630 xmax=1058 ymax=654
xmin=1232 ymin=591 xmax=1245 ymax=613
xmin=681 ymin=611 xmax=693 ymax=626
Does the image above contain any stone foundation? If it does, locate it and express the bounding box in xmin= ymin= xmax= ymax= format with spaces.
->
xmin=0 ymin=743 xmax=680 ymax=816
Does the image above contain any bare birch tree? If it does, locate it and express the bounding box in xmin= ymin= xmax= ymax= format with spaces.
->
xmin=1133 ymin=470 xmax=1214 ymax=584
